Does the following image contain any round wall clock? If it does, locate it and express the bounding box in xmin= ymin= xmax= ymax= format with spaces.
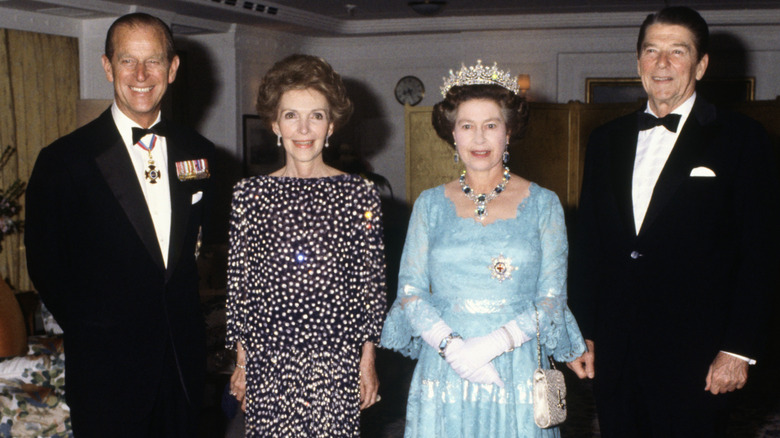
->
xmin=394 ymin=75 xmax=425 ymax=106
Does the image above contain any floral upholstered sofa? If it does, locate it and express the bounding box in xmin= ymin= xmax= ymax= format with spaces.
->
xmin=0 ymin=307 xmax=70 ymax=438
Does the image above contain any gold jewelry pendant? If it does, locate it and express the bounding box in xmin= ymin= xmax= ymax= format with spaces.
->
xmin=145 ymin=163 xmax=161 ymax=184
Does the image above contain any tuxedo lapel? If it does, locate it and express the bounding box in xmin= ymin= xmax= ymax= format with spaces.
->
xmin=91 ymin=111 xmax=166 ymax=270
xmin=639 ymin=99 xmax=717 ymax=236
xmin=609 ymin=113 xmax=640 ymax=237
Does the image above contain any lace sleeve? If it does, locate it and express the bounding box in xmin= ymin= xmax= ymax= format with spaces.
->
xmin=225 ymin=180 xmax=250 ymax=351
xmin=514 ymin=190 xmax=586 ymax=362
xmin=380 ymin=190 xmax=444 ymax=358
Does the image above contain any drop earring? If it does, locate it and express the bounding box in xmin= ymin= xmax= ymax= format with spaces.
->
xmin=325 ymin=136 xmax=329 ymax=148
xmin=453 ymin=141 xmax=459 ymax=163
xmin=277 ymin=135 xmax=282 ymax=147
xmin=503 ymin=150 xmax=510 ymax=164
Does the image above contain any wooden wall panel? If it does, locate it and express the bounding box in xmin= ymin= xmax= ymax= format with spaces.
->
xmin=405 ymin=106 xmax=462 ymax=203
xmin=510 ymin=103 xmax=572 ymax=208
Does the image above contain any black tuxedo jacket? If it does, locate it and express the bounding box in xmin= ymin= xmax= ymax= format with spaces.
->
xmin=24 ymin=108 xmax=215 ymax=433
xmin=569 ymin=97 xmax=780 ymax=402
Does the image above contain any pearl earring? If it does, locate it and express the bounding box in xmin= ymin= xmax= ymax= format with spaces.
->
xmin=277 ymin=135 xmax=281 ymax=147
xmin=325 ymin=137 xmax=329 ymax=148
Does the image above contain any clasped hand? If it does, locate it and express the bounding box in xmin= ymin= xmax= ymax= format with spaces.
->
xmin=444 ymin=334 xmax=506 ymax=387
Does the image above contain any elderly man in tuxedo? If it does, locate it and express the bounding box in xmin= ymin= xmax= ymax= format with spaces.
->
xmin=25 ymin=13 xmax=215 ymax=437
xmin=567 ymin=6 xmax=779 ymax=437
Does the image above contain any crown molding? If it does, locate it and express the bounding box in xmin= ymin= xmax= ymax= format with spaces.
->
xmin=333 ymin=9 xmax=780 ymax=36
xmin=175 ymin=0 xmax=339 ymax=34
xmin=171 ymin=2 xmax=780 ymax=36
xmin=5 ymin=1 xmax=780 ymax=37
xmin=0 ymin=6 xmax=82 ymax=36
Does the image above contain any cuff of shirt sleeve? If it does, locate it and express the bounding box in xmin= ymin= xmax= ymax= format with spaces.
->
xmin=721 ymin=350 xmax=756 ymax=365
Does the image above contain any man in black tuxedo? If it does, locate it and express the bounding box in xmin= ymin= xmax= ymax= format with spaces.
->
xmin=567 ymin=6 xmax=779 ymax=437
xmin=25 ymin=13 xmax=215 ymax=437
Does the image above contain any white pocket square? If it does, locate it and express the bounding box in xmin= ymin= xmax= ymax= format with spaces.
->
xmin=689 ymin=166 xmax=716 ymax=177
xmin=191 ymin=191 xmax=203 ymax=204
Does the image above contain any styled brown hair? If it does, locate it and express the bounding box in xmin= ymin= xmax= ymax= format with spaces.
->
xmin=432 ymin=84 xmax=528 ymax=148
xmin=105 ymin=13 xmax=176 ymax=62
xmin=637 ymin=6 xmax=709 ymax=61
xmin=255 ymin=54 xmax=353 ymax=132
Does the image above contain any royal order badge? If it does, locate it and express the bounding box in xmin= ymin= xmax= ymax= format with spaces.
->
xmin=145 ymin=162 xmax=161 ymax=183
xmin=489 ymin=254 xmax=517 ymax=283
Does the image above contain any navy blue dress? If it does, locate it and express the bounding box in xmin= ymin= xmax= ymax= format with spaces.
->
xmin=226 ymin=174 xmax=386 ymax=437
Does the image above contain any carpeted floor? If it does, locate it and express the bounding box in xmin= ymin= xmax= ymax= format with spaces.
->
xmin=363 ymin=349 xmax=780 ymax=438
xmin=211 ymin=350 xmax=780 ymax=438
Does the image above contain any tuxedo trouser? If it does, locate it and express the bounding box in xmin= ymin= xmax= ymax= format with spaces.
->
xmin=146 ymin=340 xmax=196 ymax=438
xmin=594 ymin=344 xmax=729 ymax=438
xmin=70 ymin=341 xmax=195 ymax=437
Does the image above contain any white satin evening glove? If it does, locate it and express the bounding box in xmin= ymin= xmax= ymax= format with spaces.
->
xmin=420 ymin=320 xmax=454 ymax=350
xmin=445 ymin=338 xmax=504 ymax=386
xmin=446 ymin=320 xmax=530 ymax=380
xmin=468 ymin=364 xmax=505 ymax=387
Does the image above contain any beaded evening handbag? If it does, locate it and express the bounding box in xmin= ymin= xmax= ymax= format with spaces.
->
xmin=532 ymin=305 xmax=567 ymax=428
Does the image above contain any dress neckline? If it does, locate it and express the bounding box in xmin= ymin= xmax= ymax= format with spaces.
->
xmin=260 ymin=173 xmax=353 ymax=182
xmin=442 ymin=181 xmax=536 ymax=227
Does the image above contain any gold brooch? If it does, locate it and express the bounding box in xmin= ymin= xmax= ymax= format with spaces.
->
xmin=364 ymin=210 xmax=373 ymax=229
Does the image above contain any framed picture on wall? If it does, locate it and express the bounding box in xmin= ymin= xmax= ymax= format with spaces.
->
xmin=243 ymin=114 xmax=283 ymax=176
xmin=586 ymin=77 xmax=755 ymax=105
xmin=585 ymin=78 xmax=645 ymax=104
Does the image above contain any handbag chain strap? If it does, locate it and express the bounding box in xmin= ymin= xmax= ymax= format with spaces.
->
xmin=534 ymin=304 xmax=557 ymax=370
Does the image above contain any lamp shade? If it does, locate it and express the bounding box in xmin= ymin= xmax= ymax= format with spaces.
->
xmin=517 ymin=74 xmax=531 ymax=92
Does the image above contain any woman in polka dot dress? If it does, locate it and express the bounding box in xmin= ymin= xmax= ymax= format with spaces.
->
xmin=226 ymin=54 xmax=386 ymax=437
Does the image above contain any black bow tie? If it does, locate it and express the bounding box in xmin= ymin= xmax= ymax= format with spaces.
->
xmin=132 ymin=122 xmax=167 ymax=144
xmin=637 ymin=112 xmax=682 ymax=133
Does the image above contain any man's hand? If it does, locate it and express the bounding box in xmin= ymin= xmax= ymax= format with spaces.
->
xmin=567 ymin=339 xmax=595 ymax=379
xmin=705 ymin=351 xmax=748 ymax=394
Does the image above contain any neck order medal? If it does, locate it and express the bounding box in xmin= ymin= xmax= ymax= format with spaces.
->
xmin=137 ymin=135 xmax=161 ymax=184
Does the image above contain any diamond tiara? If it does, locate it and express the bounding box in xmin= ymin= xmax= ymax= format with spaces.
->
xmin=440 ymin=60 xmax=520 ymax=97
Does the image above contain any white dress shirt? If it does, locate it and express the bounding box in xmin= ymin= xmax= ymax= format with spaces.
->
xmin=632 ymin=93 xmax=695 ymax=234
xmin=111 ymin=103 xmax=172 ymax=267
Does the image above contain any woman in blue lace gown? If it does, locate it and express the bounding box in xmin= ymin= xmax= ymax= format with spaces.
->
xmin=226 ymin=54 xmax=386 ymax=437
xmin=380 ymin=61 xmax=586 ymax=438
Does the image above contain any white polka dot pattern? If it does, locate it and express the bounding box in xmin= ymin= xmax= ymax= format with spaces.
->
xmin=225 ymin=174 xmax=387 ymax=437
